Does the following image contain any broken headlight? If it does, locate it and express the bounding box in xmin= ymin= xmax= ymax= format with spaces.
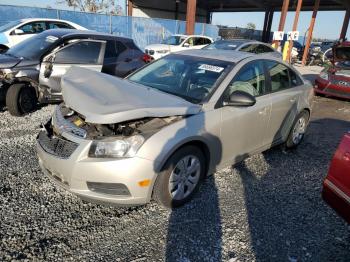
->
xmin=88 ymin=135 xmax=145 ymax=158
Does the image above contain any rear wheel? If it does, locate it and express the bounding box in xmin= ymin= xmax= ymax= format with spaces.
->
xmin=6 ymin=83 xmax=37 ymax=116
xmin=285 ymin=110 xmax=310 ymax=148
xmin=153 ymin=145 xmax=206 ymax=208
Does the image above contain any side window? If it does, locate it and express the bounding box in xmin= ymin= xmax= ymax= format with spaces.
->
xmin=226 ymin=61 xmax=266 ymax=97
xmin=48 ymin=22 xmax=74 ymax=29
xmin=104 ymin=40 xmax=118 ymax=59
xmin=184 ymin=37 xmax=194 ymax=46
xmin=54 ymin=41 xmax=103 ymax=64
xmin=289 ymin=69 xmax=303 ymax=87
xmin=18 ymin=22 xmax=47 ymax=34
xmin=256 ymin=44 xmax=274 ymax=53
xmin=266 ymin=61 xmax=290 ymax=92
xmin=239 ymin=44 xmax=258 ymax=53
xmin=203 ymin=38 xmax=212 ymax=45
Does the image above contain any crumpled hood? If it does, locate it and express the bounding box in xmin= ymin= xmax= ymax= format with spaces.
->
xmin=61 ymin=67 xmax=201 ymax=124
xmin=0 ymin=54 xmax=22 ymax=69
xmin=145 ymin=44 xmax=172 ymax=51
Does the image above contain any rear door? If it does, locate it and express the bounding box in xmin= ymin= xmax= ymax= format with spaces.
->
xmin=39 ymin=39 xmax=106 ymax=94
xmin=263 ymin=60 xmax=303 ymax=145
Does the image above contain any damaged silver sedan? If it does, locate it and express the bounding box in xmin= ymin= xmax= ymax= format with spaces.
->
xmin=36 ymin=50 xmax=313 ymax=208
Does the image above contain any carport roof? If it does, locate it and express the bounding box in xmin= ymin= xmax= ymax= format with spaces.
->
xmin=133 ymin=0 xmax=349 ymax=12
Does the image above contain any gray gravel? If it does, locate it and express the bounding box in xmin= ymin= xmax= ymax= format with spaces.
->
xmin=1 ymin=97 xmax=350 ymax=262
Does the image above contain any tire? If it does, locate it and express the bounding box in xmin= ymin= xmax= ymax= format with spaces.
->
xmin=6 ymin=83 xmax=37 ymax=116
xmin=285 ymin=110 xmax=310 ymax=149
xmin=153 ymin=145 xmax=206 ymax=208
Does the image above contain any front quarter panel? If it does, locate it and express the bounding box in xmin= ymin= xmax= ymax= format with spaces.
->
xmin=136 ymin=110 xmax=222 ymax=174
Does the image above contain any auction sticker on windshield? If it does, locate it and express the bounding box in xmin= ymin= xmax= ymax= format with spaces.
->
xmin=199 ymin=64 xmax=224 ymax=73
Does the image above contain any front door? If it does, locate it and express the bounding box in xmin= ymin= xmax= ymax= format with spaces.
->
xmin=39 ymin=39 xmax=106 ymax=95
xmin=219 ymin=60 xmax=271 ymax=165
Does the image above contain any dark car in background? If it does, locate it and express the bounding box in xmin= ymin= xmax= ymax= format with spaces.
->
xmin=204 ymin=39 xmax=282 ymax=58
xmin=0 ymin=29 xmax=151 ymax=116
xmin=315 ymin=41 xmax=350 ymax=99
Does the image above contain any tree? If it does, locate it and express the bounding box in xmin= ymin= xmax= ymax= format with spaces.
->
xmin=57 ymin=0 xmax=123 ymax=14
xmin=246 ymin=22 xmax=256 ymax=30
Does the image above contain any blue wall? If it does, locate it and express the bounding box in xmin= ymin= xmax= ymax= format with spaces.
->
xmin=0 ymin=5 xmax=219 ymax=50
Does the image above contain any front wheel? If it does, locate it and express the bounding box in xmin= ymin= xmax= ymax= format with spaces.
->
xmin=153 ymin=145 xmax=206 ymax=208
xmin=6 ymin=83 xmax=37 ymax=116
xmin=285 ymin=110 xmax=310 ymax=148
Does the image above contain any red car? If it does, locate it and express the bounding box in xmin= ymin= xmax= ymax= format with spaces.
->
xmin=315 ymin=41 xmax=350 ymax=99
xmin=322 ymin=132 xmax=350 ymax=223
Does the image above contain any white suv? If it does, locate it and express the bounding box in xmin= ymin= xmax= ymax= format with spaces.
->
xmin=145 ymin=34 xmax=213 ymax=60
xmin=0 ymin=18 xmax=86 ymax=53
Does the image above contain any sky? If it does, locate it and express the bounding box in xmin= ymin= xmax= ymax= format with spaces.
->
xmin=0 ymin=0 xmax=349 ymax=40
xmin=212 ymin=10 xmax=350 ymax=40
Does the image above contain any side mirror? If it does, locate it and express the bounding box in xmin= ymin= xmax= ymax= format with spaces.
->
xmin=183 ymin=43 xmax=190 ymax=48
xmin=224 ymin=91 xmax=256 ymax=107
xmin=13 ymin=29 xmax=24 ymax=35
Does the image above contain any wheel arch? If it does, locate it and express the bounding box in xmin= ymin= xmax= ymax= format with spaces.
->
xmin=155 ymin=138 xmax=211 ymax=176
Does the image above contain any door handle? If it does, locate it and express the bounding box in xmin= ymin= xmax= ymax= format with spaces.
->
xmin=290 ymin=98 xmax=296 ymax=103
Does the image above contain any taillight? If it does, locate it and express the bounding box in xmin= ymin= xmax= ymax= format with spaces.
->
xmin=142 ymin=54 xmax=153 ymax=63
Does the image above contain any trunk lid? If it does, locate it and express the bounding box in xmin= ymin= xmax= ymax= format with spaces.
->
xmin=61 ymin=67 xmax=201 ymax=124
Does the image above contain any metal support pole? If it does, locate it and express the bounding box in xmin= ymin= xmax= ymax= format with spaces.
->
xmin=175 ymin=0 xmax=179 ymax=20
xmin=302 ymin=0 xmax=320 ymax=66
xmin=127 ymin=0 xmax=133 ymax=16
xmin=206 ymin=11 xmax=212 ymax=24
xmin=186 ymin=0 xmax=197 ymax=35
xmin=266 ymin=10 xmax=274 ymax=42
xmin=273 ymin=0 xmax=290 ymax=46
xmin=262 ymin=10 xmax=270 ymax=42
xmin=340 ymin=8 xmax=350 ymax=41
xmin=287 ymin=0 xmax=303 ymax=62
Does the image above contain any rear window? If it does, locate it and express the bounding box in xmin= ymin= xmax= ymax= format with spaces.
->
xmin=334 ymin=47 xmax=350 ymax=61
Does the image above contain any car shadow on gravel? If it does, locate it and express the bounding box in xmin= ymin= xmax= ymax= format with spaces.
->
xmin=157 ymin=108 xmax=223 ymax=261
xmin=235 ymin=117 xmax=350 ymax=261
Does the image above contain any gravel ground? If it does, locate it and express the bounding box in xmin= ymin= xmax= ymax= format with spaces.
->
xmin=1 ymin=96 xmax=350 ymax=262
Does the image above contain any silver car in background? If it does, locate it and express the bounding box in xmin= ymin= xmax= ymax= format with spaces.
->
xmin=204 ymin=39 xmax=282 ymax=58
xmin=36 ymin=50 xmax=313 ymax=208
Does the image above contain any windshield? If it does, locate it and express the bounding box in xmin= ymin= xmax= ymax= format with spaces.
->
xmin=161 ymin=36 xmax=186 ymax=45
xmin=204 ymin=40 xmax=243 ymax=50
xmin=0 ymin=20 xmax=21 ymax=33
xmin=128 ymin=54 xmax=232 ymax=103
xmin=7 ymin=34 xmax=59 ymax=59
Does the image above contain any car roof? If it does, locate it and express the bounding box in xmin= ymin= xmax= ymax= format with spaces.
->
xmin=173 ymin=34 xmax=212 ymax=38
xmin=19 ymin=18 xmax=74 ymax=23
xmin=175 ymin=49 xmax=255 ymax=63
xmin=39 ymin=29 xmax=133 ymax=42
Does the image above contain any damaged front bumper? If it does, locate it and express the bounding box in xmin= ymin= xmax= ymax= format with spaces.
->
xmin=36 ymin=121 xmax=158 ymax=206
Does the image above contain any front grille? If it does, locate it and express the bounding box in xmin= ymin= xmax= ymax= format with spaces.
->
xmin=38 ymin=131 xmax=78 ymax=159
